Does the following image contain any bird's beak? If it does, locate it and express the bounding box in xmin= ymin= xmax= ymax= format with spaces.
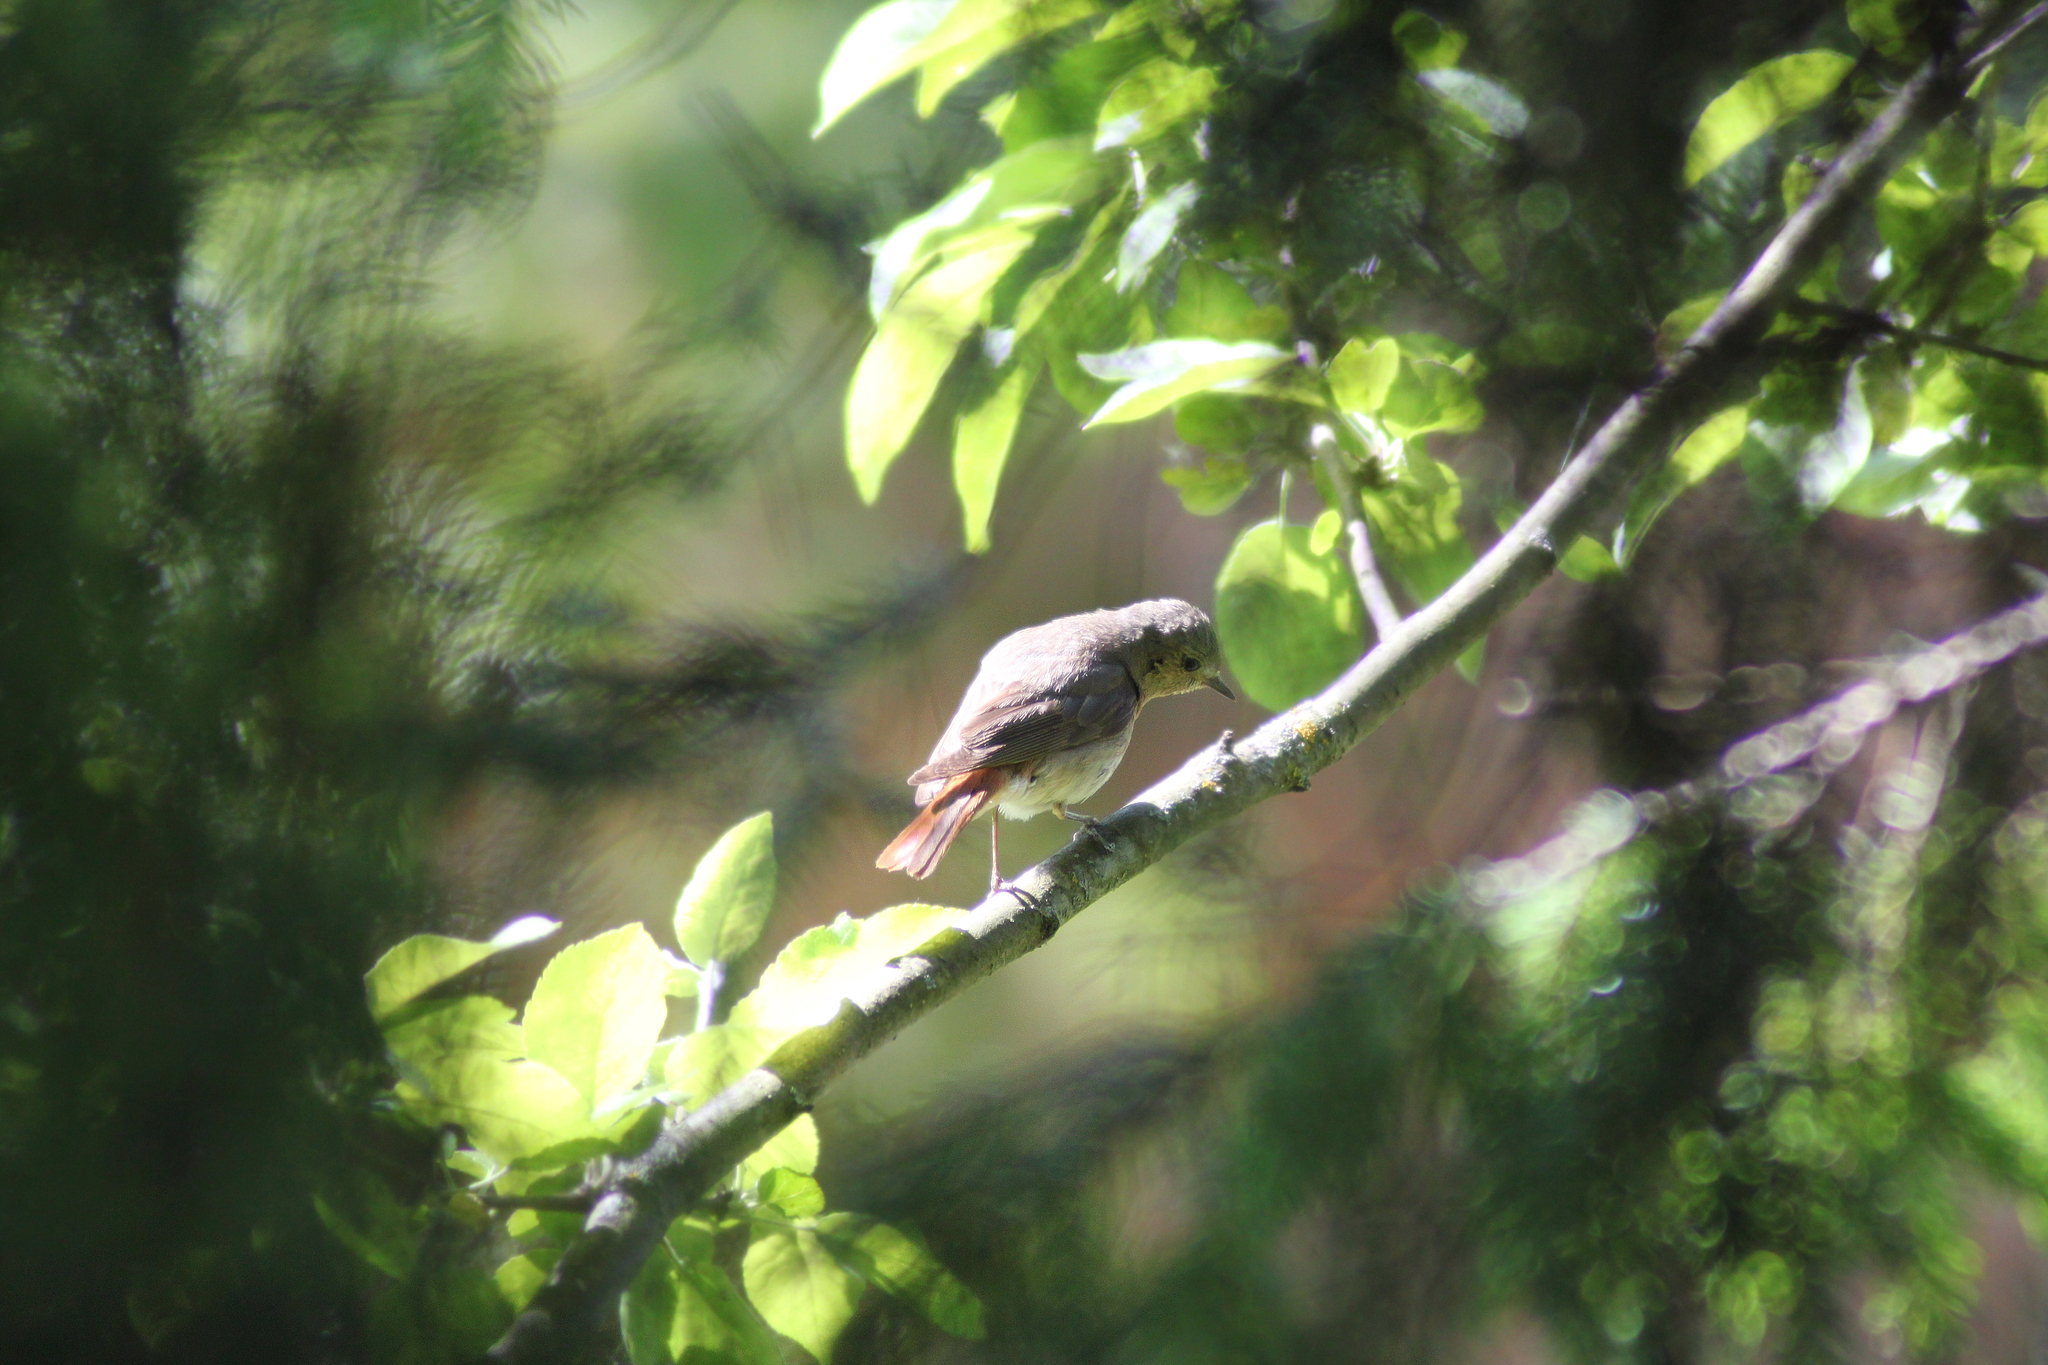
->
xmin=1205 ymin=675 xmax=1236 ymax=700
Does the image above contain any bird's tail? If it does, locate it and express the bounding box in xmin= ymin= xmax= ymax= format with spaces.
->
xmin=876 ymin=769 xmax=1000 ymax=879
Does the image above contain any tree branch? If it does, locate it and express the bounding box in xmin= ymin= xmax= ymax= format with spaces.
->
xmin=484 ymin=17 xmax=2004 ymax=1363
xmin=1785 ymin=297 xmax=2048 ymax=374
xmin=1313 ymin=432 xmax=1406 ymax=640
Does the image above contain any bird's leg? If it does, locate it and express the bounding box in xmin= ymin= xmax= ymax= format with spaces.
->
xmin=986 ymin=817 xmax=1044 ymax=913
xmin=1053 ymin=803 xmax=1113 ymax=852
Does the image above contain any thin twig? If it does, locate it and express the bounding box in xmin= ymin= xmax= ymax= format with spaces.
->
xmin=478 ymin=1193 xmax=597 ymax=1214
xmin=1473 ymin=589 xmax=2048 ymax=904
xmin=1785 ymin=297 xmax=2048 ymax=374
xmin=1312 ymin=433 xmax=1405 ymax=640
xmin=484 ymin=17 xmax=1992 ymax=1365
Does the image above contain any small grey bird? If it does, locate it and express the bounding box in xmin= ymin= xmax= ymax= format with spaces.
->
xmin=876 ymin=599 xmax=1234 ymax=891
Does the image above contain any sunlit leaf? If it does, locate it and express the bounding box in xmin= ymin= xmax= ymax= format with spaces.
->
xmin=1358 ymin=451 xmax=1472 ymax=605
xmin=1418 ymin=69 xmax=1529 ymax=138
xmin=849 ymin=230 xmax=1040 ymax=502
xmin=1657 ymin=291 xmax=1727 ymax=357
xmin=954 ymin=357 xmax=1038 ymax=553
xmin=521 ymin=924 xmax=669 ymax=1111
xmin=398 ymin=1047 xmax=598 ymax=1167
xmin=674 ymin=812 xmax=777 ymax=969
xmin=1685 ymin=51 xmax=1855 ymax=186
xmin=756 ymin=1168 xmax=827 ymax=1217
xmin=1392 ymin=10 xmax=1466 ymax=69
xmin=494 ymin=1252 xmax=556 ymax=1311
xmin=623 ymin=1254 xmax=782 ymax=1365
xmin=1116 ymin=182 xmax=1198 ymax=291
xmin=1615 ymin=405 xmax=1750 ymax=564
xmin=818 ymin=1214 xmax=986 ymax=1338
xmin=1214 ymin=521 xmax=1363 ymax=711
xmin=1095 ymin=57 xmax=1219 ymax=150
xmin=814 ymin=0 xmax=960 ymax=137
xmin=364 ymin=916 xmax=558 ymax=1023
xmin=1163 ymin=260 xmax=1287 ymax=342
xmin=1172 ymin=391 xmax=1257 ymax=454
xmin=913 ymin=0 xmax=1102 ymax=116
xmin=742 ymin=1226 xmax=867 ymax=1363
xmin=1379 ymin=357 xmax=1483 ymax=438
xmin=1079 ymin=339 xmax=1292 ymax=425
xmin=1848 ymin=0 xmax=1930 ymax=58
xmin=1557 ymin=535 xmax=1620 ymax=582
xmin=741 ymin=1114 xmax=821 ymax=1184
xmin=1327 ymin=337 xmax=1401 ymax=413
xmin=730 ymin=903 xmax=966 ymax=1034
xmin=869 ymin=138 xmax=1096 ymax=320
xmin=1161 ymin=454 xmax=1254 ymax=514
xmin=664 ymin=1022 xmax=782 ymax=1106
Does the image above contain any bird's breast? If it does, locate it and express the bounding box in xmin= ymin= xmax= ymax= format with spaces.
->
xmin=994 ymin=729 xmax=1133 ymax=820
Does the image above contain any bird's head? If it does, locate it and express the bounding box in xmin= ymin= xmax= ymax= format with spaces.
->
xmin=1124 ymin=600 xmax=1235 ymax=701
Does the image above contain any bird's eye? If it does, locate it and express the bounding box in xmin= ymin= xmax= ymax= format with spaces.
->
xmin=1181 ymin=654 xmax=1200 ymax=671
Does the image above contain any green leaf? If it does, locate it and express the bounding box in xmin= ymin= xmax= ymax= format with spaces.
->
xmin=1095 ymin=57 xmax=1219 ymax=150
xmin=1358 ymin=451 xmax=1472 ymax=605
xmin=1848 ymin=0 xmax=1930 ymax=58
xmin=741 ymin=1115 xmax=821 ymax=1184
xmin=674 ymin=812 xmax=778 ymax=969
xmin=1657 ymin=291 xmax=1727 ymax=356
xmin=495 ymin=1252 xmax=556 ymax=1311
xmin=1392 ymin=10 xmax=1466 ymax=70
xmin=869 ymin=139 xmax=1096 ymax=320
xmin=1164 ymin=260 xmax=1288 ymax=342
xmin=814 ymin=0 xmax=959 ymax=137
xmin=1079 ymin=339 xmax=1292 ymax=426
xmin=849 ymin=231 xmax=1040 ymax=502
xmin=1214 ymin=521 xmax=1364 ymax=711
xmin=1615 ymin=405 xmax=1750 ymax=564
xmin=624 ymin=1254 xmax=783 ymax=1365
xmin=954 ymin=358 xmax=1038 ymax=553
xmin=313 ymin=1188 xmax=417 ymax=1280
xmin=1327 ymin=337 xmax=1400 ymax=413
xmin=384 ymin=994 xmax=523 ymax=1073
xmin=396 ymin=1038 xmax=599 ymax=1167
xmin=521 ymin=924 xmax=670 ymax=1111
xmin=1379 ymin=357 xmax=1483 ymax=438
xmin=742 ymin=1227 xmax=867 ymax=1363
xmin=364 ymin=916 xmax=559 ymax=1023
xmin=1116 ymin=182 xmax=1198 ymax=291
xmin=1557 ymin=534 xmax=1620 ymax=582
xmin=1417 ymin=69 xmax=1529 ymax=139
xmin=756 ymin=1168 xmax=827 ymax=1217
xmin=1160 ymin=453 xmax=1254 ymax=514
xmin=730 ymin=903 xmax=966 ymax=1033
xmin=817 ymin=1214 xmax=986 ymax=1338
xmin=1308 ymin=507 xmax=1342 ymax=557
xmin=1172 ymin=392 xmax=1257 ymax=454
xmin=912 ymin=0 xmax=1102 ymax=117
xmin=1684 ymin=51 xmax=1855 ymax=186
xmin=664 ymin=1022 xmax=782 ymax=1106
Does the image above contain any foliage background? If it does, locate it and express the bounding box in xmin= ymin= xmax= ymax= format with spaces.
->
xmin=12 ymin=0 xmax=2048 ymax=1362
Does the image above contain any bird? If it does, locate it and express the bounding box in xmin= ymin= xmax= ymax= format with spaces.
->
xmin=876 ymin=598 xmax=1234 ymax=896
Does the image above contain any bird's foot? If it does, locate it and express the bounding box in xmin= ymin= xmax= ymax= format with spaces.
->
xmin=1054 ymin=805 xmax=1114 ymax=853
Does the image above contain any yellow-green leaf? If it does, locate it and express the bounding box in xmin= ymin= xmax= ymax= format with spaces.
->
xmin=521 ymin=924 xmax=670 ymax=1111
xmin=814 ymin=0 xmax=959 ymax=137
xmin=1614 ymin=405 xmax=1748 ymax=564
xmin=1392 ymin=9 xmax=1465 ymax=70
xmin=673 ymin=811 xmax=777 ymax=969
xmin=1327 ymin=337 xmax=1400 ymax=413
xmin=1079 ymin=339 xmax=1291 ymax=426
xmin=954 ymin=358 xmax=1038 ymax=553
xmin=913 ymin=0 xmax=1102 ymax=116
xmin=1214 ymin=521 xmax=1364 ymax=711
xmin=1095 ymin=57 xmax=1219 ymax=150
xmin=1685 ymin=51 xmax=1855 ymax=186
xmin=729 ymin=903 xmax=966 ymax=1034
xmin=848 ymin=232 xmax=1038 ymax=502
xmin=623 ymin=1254 xmax=782 ymax=1365
xmin=364 ymin=916 xmax=558 ymax=1023
xmin=742 ymin=1227 xmax=867 ymax=1363
xmin=817 ymin=1214 xmax=986 ymax=1338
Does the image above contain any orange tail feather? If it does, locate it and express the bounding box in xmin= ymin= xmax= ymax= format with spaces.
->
xmin=876 ymin=769 xmax=1002 ymax=878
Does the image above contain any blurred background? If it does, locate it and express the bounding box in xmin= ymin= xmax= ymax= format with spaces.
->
xmin=11 ymin=0 xmax=2048 ymax=1361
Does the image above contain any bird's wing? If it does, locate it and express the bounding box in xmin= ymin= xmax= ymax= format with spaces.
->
xmin=910 ymin=662 xmax=1138 ymax=784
